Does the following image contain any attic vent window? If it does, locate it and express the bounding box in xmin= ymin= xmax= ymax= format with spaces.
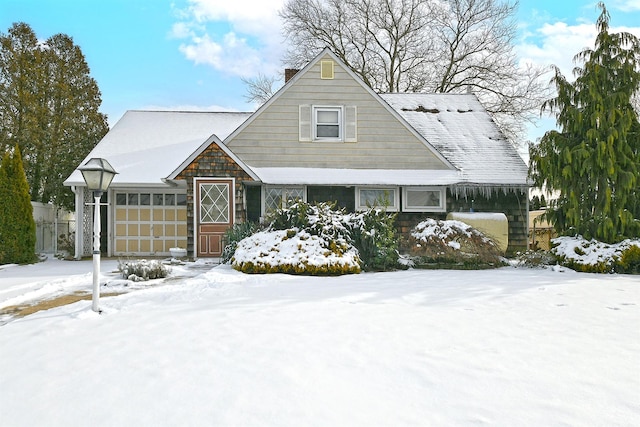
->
xmin=320 ymin=60 xmax=334 ymax=79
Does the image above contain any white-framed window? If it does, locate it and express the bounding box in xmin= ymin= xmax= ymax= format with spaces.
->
xmin=356 ymin=187 xmax=399 ymax=211
xmin=314 ymin=106 xmax=342 ymax=140
xmin=299 ymin=105 xmax=357 ymax=143
xmin=402 ymin=187 xmax=446 ymax=212
xmin=263 ymin=186 xmax=305 ymax=213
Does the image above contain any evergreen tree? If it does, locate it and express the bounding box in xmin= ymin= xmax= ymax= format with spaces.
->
xmin=529 ymin=3 xmax=640 ymax=243
xmin=530 ymin=195 xmax=541 ymax=210
xmin=0 ymin=145 xmax=37 ymax=264
xmin=0 ymin=22 xmax=108 ymax=210
xmin=0 ymin=150 xmax=8 ymax=263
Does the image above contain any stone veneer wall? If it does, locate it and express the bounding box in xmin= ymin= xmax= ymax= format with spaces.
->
xmin=396 ymin=188 xmax=528 ymax=255
xmin=175 ymin=143 xmax=255 ymax=256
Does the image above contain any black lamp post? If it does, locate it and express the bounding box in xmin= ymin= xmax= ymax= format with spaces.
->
xmin=78 ymin=158 xmax=118 ymax=312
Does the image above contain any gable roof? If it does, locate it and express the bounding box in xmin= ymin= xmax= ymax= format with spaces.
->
xmin=223 ymin=47 xmax=455 ymax=170
xmin=380 ymin=93 xmax=529 ymax=186
xmin=64 ymin=110 xmax=252 ymax=187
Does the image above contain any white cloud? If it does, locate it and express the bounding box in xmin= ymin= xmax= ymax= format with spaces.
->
xmin=517 ymin=20 xmax=640 ymax=80
xmin=172 ymin=0 xmax=286 ymax=78
xmin=178 ymin=32 xmax=267 ymax=77
xmin=517 ymin=22 xmax=597 ymax=78
xmin=612 ymin=0 xmax=640 ymax=12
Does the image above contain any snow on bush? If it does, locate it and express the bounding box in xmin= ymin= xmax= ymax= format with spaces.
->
xmin=407 ymin=218 xmax=504 ymax=268
xmin=347 ymin=208 xmax=400 ymax=271
xmin=552 ymin=236 xmax=640 ymax=273
xmin=411 ymin=218 xmax=473 ymax=241
xmin=232 ymin=228 xmax=361 ymax=275
xmin=118 ymin=259 xmax=170 ymax=281
xmin=236 ymin=201 xmax=400 ymax=274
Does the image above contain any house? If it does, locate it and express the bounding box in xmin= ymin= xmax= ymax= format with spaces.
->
xmin=64 ymin=48 xmax=530 ymax=259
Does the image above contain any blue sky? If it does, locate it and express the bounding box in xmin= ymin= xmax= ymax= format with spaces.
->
xmin=1 ymin=0 xmax=639 ymax=141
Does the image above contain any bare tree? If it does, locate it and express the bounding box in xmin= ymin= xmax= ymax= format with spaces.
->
xmin=280 ymin=0 xmax=436 ymax=93
xmin=279 ymin=0 xmax=550 ymax=144
xmin=427 ymin=0 xmax=550 ymax=142
xmin=242 ymin=74 xmax=280 ymax=105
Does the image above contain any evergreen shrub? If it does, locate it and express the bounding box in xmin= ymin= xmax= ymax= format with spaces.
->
xmin=614 ymin=245 xmax=640 ymax=274
xmin=231 ymin=201 xmax=400 ymax=274
xmin=232 ymin=229 xmax=361 ymax=275
xmin=349 ymin=208 xmax=400 ymax=271
xmin=221 ymin=222 xmax=260 ymax=264
xmin=551 ymin=236 xmax=640 ymax=273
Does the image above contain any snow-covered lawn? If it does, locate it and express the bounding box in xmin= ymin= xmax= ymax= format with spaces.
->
xmin=1 ymin=258 xmax=639 ymax=426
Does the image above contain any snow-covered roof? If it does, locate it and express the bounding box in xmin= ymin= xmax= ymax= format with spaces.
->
xmin=250 ymin=167 xmax=462 ymax=186
xmin=380 ymin=93 xmax=529 ymax=186
xmin=64 ymin=110 xmax=252 ymax=187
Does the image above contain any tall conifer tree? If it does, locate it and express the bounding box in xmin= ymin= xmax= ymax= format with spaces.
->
xmin=0 ymin=145 xmax=36 ymax=264
xmin=0 ymin=23 xmax=108 ymax=210
xmin=529 ymin=2 xmax=640 ymax=243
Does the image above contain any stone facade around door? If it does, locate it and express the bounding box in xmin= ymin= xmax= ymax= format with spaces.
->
xmin=175 ymin=141 xmax=255 ymax=257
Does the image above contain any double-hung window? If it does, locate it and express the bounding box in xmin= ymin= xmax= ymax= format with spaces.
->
xmin=299 ymin=105 xmax=356 ymax=142
xmin=314 ymin=106 xmax=342 ymax=140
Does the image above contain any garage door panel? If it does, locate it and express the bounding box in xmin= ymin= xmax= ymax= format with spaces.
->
xmin=114 ymin=191 xmax=188 ymax=256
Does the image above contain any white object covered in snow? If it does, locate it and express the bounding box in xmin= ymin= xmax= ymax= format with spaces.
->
xmin=447 ymin=212 xmax=509 ymax=253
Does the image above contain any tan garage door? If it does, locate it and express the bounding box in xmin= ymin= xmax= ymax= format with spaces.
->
xmin=114 ymin=191 xmax=187 ymax=256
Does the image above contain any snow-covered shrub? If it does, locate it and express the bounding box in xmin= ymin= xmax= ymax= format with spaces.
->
xmin=118 ymin=259 xmax=170 ymax=281
xmin=349 ymin=208 xmax=400 ymax=271
xmin=514 ymin=250 xmax=557 ymax=268
xmin=268 ymin=201 xmax=351 ymax=244
xmin=552 ymin=236 xmax=640 ymax=273
xmin=616 ymin=245 xmax=640 ymax=274
xmin=231 ymin=228 xmax=361 ymax=275
xmin=231 ymin=201 xmax=401 ymax=274
xmin=270 ymin=201 xmax=400 ymax=272
xmin=221 ymin=222 xmax=260 ymax=264
xmin=407 ymin=219 xmax=505 ymax=269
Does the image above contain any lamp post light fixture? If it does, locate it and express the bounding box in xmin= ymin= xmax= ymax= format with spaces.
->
xmin=79 ymin=158 xmax=118 ymax=313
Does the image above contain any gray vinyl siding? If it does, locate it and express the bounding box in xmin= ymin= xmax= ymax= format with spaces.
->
xmin=226 ymin=54 xmax=449 ymax=170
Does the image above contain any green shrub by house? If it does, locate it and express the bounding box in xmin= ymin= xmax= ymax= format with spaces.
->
xmin=231 ymin=201 xmax=399 ymax=274
xmin=221 ymin=221 xmax=260 ymax=264
xmin=350 ymin=208 xmax=400 ymax=271
xmin=0 ymin=146 xmax=37 ymax=265
xmin=268 ymin=201 xmax=400 ymax=272
xmin=616 ymin=246 xmax=640 ymax=274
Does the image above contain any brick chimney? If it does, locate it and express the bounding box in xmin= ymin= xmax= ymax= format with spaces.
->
xmin=285 ymin=68 xmax=300 ymax=83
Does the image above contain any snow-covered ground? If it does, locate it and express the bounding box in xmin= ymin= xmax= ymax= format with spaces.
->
xmin=1 ymin=257 xmax=639 ymax=426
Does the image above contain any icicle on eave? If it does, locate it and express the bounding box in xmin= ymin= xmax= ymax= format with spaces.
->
xmin=449 ymin=184 xmax=529 ymax=200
